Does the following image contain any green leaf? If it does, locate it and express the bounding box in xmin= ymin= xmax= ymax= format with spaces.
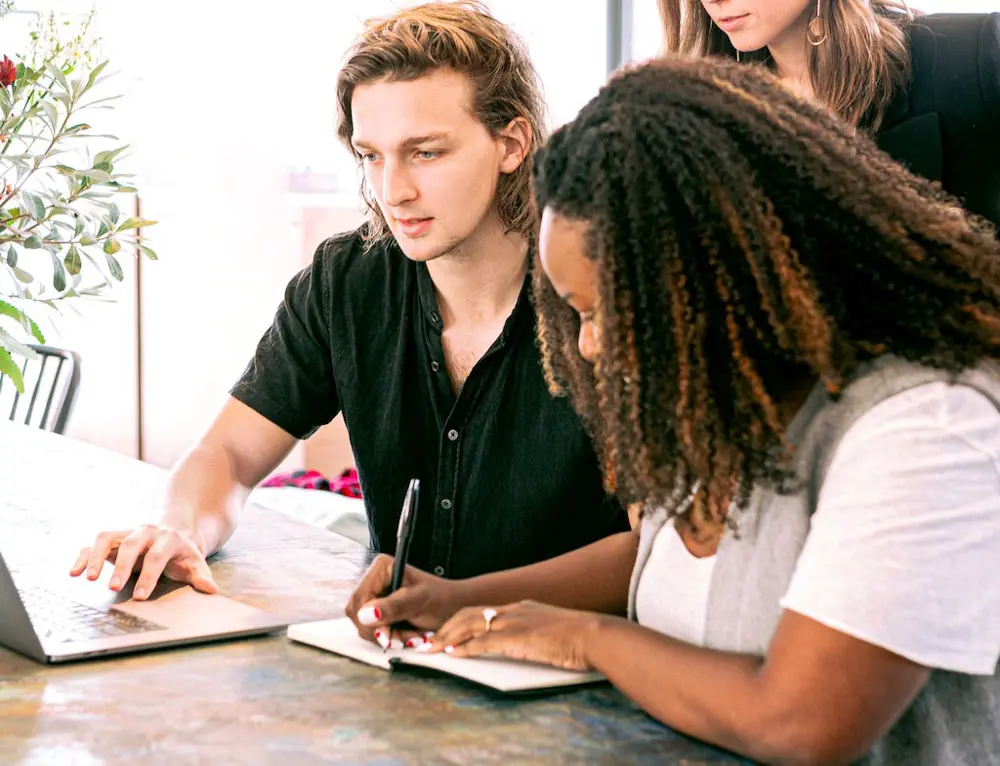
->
xmin=49 ymin=210 xmax=73 ymax=224
xmin=73 ymin=215 xmax=84 ymax=238
xmin=12 ymin=266 xmax=33 ymax=284
xmin=23 ymin=235 xmax=42 ymax=249
xmin=64 ymin=244 xmax=81 ymax=275
xmin=68 ymin=133 xmax=119 ymax=141
xmin=0 ymin=346 xmax=25 ymax=393
xmin=106 ymin=202 xmax=119 ymax=225
xmin=118 ymin=218 xmax=158 ymax=234
xmin=96 ymin=221 xmax=108 ymax=238
xmin=79 ymin=95 xmax=124 ymax=111
xmin=55 ymin=164 xmax=77 ymax=176
xmin=117 ymin=217 xmax=158 ymax=234
xmin=5 ymin=245 xmax=17 ymax=267
xmin=83 ymin=60 xmax=109 ymax=92
xmin=0 ymin=326 xmax=39 ymax=360
xmin=51 ymin=251 xmax=67 ymax=291
xmin=137 ymin=243 xmax=158 ymax=261
xmin=103 ymin=237 xmax=121 ymax=256
xmin=82 ymin=168 xmax=110 ymax=182
xmin=0 ymin=298 xmax=44 ymax=342
xmin=45 ymin=61 xmax=71 ymax=94
xmin=79 ymin=250 xmax=110 ymax=283
xmin=79 ymin=235 xmax=96 ymax=246
xmin=41 ymin=100 xmax=59 ymax=132
xmin=21 ymin=192 xmax=45 ymax=220
xmin=105 ymin=251 xmax=124 ymax=280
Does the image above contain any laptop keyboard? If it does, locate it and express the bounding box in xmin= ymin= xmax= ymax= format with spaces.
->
xmin=18 ymin=587 xmax=166 ymax=643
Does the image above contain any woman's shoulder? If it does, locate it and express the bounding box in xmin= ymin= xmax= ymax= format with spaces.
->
xmin=905 ymin=13 xmax=1000 ymax=109
xmin=907 ymin=11 xmax=999 ymax=50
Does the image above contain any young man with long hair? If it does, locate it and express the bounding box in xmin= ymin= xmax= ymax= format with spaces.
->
xmin=70 ymin=2 xmax=626 ymax=602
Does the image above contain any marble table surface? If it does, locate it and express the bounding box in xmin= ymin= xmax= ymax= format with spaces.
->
xmin=0 ymin=423 xmax=749 ymax=765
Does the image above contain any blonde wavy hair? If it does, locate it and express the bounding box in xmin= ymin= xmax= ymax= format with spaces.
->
xmin=335 ymin=1 xmax=547 ymax=250
xmin=656 ymin=0 xmax=914 ymax=129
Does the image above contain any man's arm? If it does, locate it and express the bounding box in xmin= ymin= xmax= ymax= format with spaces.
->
xmin=159 ymin=396 xmax=299 ymax=556
xmin=72 ymin=237 xmax=345 ymax=597
xmin=71 ymin=396 xmax=299 ymax=598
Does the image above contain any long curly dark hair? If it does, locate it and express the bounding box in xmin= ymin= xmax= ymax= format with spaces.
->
xmin=532 ymin=56 xmax=1000 ymax=527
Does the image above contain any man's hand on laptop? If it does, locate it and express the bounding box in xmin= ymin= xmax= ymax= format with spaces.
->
xmin=69 ymin=526 xmax=219 ymax=601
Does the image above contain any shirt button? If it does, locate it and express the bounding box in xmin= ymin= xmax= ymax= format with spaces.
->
xmin=430 ymin=312 xmax=441 ymax=324
xmin=433 ymin=566 xmax=445 ymax=576
xmin=431 ymin=360 xmax=440 ymax=372
xmin=440 ymin=498 xmax=452 ymax=510
xmin=447 ymin=429 xmax=459 ymax=441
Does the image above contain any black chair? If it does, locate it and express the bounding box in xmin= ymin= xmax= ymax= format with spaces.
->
xmin=0 ymin=344 xmax=81 ymax=434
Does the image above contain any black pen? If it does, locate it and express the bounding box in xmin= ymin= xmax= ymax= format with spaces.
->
xmin=385 ymin=478 xmax=419 ymax=652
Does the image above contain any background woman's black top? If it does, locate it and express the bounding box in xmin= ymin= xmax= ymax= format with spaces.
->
xmin=875 ymin=13 xmax=1000 ymax=230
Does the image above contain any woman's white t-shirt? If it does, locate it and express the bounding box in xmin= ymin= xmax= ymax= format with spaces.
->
xmin=634 ymin=381 xmax=1000 ymax=675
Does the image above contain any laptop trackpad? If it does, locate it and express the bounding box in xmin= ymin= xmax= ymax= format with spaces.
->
xmin=65 ymin=573 xmax=264 ymax=629
xmin=116 ymin=581 xmax=263 ymax=628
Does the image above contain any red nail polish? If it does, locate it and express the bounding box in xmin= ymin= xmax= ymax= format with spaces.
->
xmin=406 ymin=639 xmax=415 ymax=648
xmin=375 ymin=630 xmax=383 ymax=639
xmin=374 ymin=607 xmax=382 ymax=620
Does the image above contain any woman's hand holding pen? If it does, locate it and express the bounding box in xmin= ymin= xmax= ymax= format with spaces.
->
xmin=345 ymin=553 xmax=465 ymax=650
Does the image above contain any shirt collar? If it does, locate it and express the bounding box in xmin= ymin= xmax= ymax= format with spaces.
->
xmin=413 ymin=249 xmax=534 ymax=343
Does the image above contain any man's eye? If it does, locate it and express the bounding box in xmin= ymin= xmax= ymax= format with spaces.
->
xmin=360 ymin=152 xmax=380 ymax=162
xmin=415 ymin=150 xmax=440 ymax=160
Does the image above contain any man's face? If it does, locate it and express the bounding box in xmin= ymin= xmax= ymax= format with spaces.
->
xmin=351 ymin=68 xmax=519 ymax=262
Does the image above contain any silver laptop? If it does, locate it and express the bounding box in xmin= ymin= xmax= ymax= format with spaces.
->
xmin=0 ymin=546 xmax=291 ymax=663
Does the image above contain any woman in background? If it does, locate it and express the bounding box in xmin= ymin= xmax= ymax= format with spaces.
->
xmin=657 ymin=0 xmax=1000 ymax=229
xmin=346 ymin=58 xmax=1000 ymax=765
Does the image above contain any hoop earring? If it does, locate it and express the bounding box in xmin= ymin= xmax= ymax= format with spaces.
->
xmin=736 ymin=49 xmax=741 ymax=63
xmin=806 ymin=0 xmax=828 ymax=46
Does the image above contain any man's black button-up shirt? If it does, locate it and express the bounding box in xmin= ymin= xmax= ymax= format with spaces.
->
xmin=232 ymin=230 xmax=628 ymax=579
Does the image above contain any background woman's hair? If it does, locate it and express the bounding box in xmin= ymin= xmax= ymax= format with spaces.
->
xmin=656 ymin=0 xmax=913 ymax=129
xmin=532 ymin=57 xmax=1000 ymax=525
xmin=335 ymin=1 xmax=547 ymax=250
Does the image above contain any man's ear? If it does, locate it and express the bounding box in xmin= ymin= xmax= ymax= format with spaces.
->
xmin=497 ymin=116 xmax=532 ymax=175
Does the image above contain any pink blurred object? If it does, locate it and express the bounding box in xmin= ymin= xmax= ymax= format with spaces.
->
xmin=260 ymin=468 xmax=362 ymax=498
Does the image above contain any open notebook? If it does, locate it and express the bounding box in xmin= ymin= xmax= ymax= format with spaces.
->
xmin=287 ymin=617 xmax=605 ymax=693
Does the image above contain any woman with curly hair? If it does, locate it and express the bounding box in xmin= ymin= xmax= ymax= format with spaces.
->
xmin=657 ymin=0 xmax=1000 ymax=230
xmin=345 ymin=58 xmax=1000 ymax=764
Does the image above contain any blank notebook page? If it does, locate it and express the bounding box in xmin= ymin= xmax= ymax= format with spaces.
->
xmin=287 ymin=617 xmax=605 ymax=692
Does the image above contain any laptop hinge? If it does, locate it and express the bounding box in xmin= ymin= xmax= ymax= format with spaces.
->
xmin=0 ymin=553 xmax=48 ymax=662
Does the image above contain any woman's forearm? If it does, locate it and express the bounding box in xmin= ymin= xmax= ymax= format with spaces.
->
xmin=584 ymin=615 xmax=778 ymax=762
xmin=454 ymin=529 xmax=639 ymax=615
